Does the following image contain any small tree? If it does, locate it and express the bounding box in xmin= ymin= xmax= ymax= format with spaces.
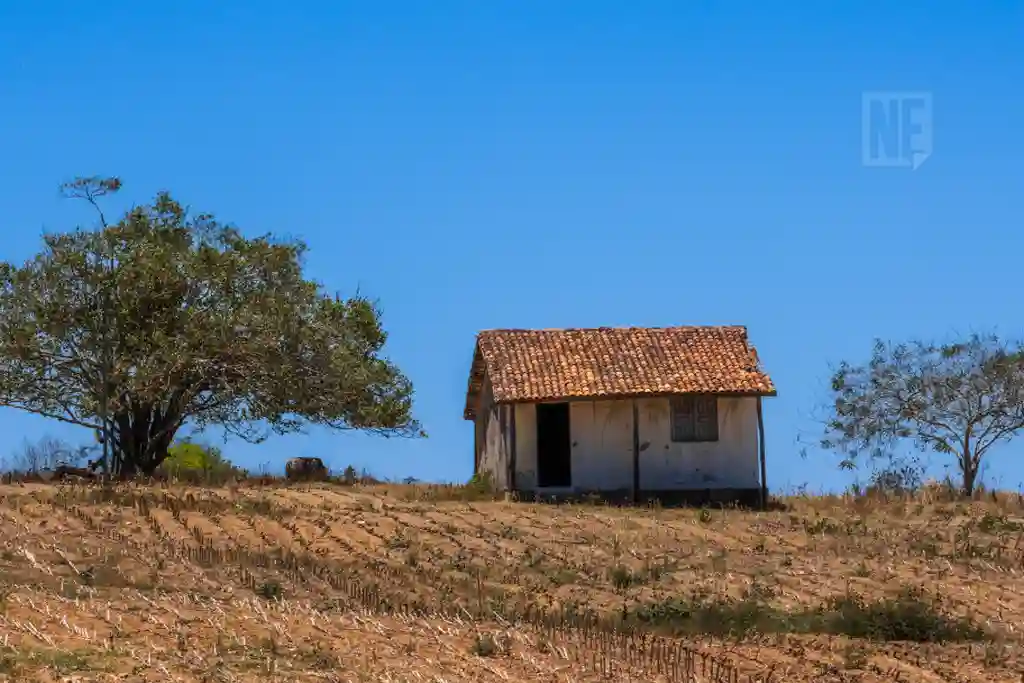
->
xmin=822 ymin=334 xmax=1024 ymax=497
xmin=864 ymin=455 xmax=924 ymax=498
xmin=0 ymin=177 xmax=423 ymax=477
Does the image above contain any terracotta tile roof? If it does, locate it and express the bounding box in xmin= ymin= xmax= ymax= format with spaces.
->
xmin=464 ymin=326 xmax=775 ymax=419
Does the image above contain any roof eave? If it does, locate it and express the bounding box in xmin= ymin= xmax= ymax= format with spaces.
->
xmin=489 ymin=388 xmax=778 ymax=405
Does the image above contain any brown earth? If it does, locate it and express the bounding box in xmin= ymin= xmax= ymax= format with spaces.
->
xmin=1 ymin=480 xmax=1022 ymax=682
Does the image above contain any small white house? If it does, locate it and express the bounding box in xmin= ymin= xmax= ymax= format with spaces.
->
xmin=463 ymin=325 xmax=776 ymax=506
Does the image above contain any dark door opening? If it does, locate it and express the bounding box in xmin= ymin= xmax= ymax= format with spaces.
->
xmin=536 ymin=402 xmax=571 ymax=488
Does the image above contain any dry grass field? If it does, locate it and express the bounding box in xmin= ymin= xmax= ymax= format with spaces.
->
xmin=1 ymin=479 xmax=1024 ymax=682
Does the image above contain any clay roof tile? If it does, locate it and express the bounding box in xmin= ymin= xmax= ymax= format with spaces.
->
xmin=463 ymin=325 xmax=775 ymax=419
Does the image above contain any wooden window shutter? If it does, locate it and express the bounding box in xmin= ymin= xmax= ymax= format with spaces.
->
xmin=694 ymin=396 xmax=719 ymax=441
xmin=670 ymin=396 xmax=696 ymax=442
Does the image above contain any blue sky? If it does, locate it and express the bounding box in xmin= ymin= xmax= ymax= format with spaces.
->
xmin=0 ymin=2 xmax=1021 ymax=492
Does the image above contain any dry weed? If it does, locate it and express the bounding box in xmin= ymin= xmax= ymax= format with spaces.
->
xmin=0 ymin=479 xmax=1022 ymax=681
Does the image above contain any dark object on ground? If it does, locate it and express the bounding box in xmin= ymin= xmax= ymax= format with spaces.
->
xmin=52 ymin=464 xmax=98 ymax=481
xmin=51 ymin=457 xmax=111 ymax=482
xmin=285 ymin=457 xmax=329 ymax=481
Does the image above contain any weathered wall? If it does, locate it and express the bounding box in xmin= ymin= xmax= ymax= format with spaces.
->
xmin=474 ymin=376 xmax=510 ymax=489
xmin=636 ymin=397 xmax=759 ymax=490
xmin=512 ymin=396 xmax=761 ymax=493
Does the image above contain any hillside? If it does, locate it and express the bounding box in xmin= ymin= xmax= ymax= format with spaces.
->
xmin=1 ymin=481 xmax=1022 ymax=682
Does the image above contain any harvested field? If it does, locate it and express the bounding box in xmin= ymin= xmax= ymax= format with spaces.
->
xmin=1 ymin=480 xmax=1023 ymax=681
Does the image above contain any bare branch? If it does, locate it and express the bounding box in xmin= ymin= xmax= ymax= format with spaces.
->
xmin=59 ymin=176 xmax=121 ymax=228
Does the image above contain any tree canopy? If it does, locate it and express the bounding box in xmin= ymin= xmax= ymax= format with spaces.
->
xmin=822 ymin=334 xmax=1024 ymax=496
xmin=0 ymin=177 xmax=421 ymax=476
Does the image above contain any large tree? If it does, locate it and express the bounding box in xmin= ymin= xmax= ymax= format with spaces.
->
xmin=822 ymin=334 xmax=1024 ymax=496
xmin=0 ymin=177 xmax=421 ymax=476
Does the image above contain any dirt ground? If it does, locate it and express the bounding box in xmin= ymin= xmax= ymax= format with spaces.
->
xmin=1 ymin=481 xmax=1022 ymax=681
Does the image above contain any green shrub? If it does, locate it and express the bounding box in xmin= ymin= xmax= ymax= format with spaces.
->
xmin=819 ymin=587 xmax=987 ymax=642
xmin=465 ymin=471 xmax=495 ymax=494
xmin=628 ymin=586 xmax=988 ymax=642
xmin=158 ymin=439 xmax=240 ymax=483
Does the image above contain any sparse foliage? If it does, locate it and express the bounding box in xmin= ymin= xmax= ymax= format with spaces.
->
xmin=7 ymin=435 xmax=94 ymax=473
xmin=0 ymin=176 xmax=422 ymax=477
xmin=823 ymin=334 xmax=1024 ymax=496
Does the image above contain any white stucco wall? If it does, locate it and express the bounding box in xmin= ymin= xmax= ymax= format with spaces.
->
xmin=635 ymin=397 xmax=760 ymax=489
xmin=512 ymin=396 xmax=761 ymax=492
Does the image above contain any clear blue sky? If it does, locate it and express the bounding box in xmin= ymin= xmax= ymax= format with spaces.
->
xmin=1 ymin=2 xmax=1021 ymax=492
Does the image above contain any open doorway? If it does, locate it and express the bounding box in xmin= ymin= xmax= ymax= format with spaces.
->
xmin=536 ymin=402 xmax=571 ymax=487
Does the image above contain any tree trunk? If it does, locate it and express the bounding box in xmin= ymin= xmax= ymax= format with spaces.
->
xmin=109 ymin=406 xmax=180 ymax=478
xmin=961 ymin=446 xmax=978 ymax=499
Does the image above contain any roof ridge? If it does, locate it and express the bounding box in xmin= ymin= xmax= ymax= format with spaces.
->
xmin=478 ymin=325 xmax=749 ymax=334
